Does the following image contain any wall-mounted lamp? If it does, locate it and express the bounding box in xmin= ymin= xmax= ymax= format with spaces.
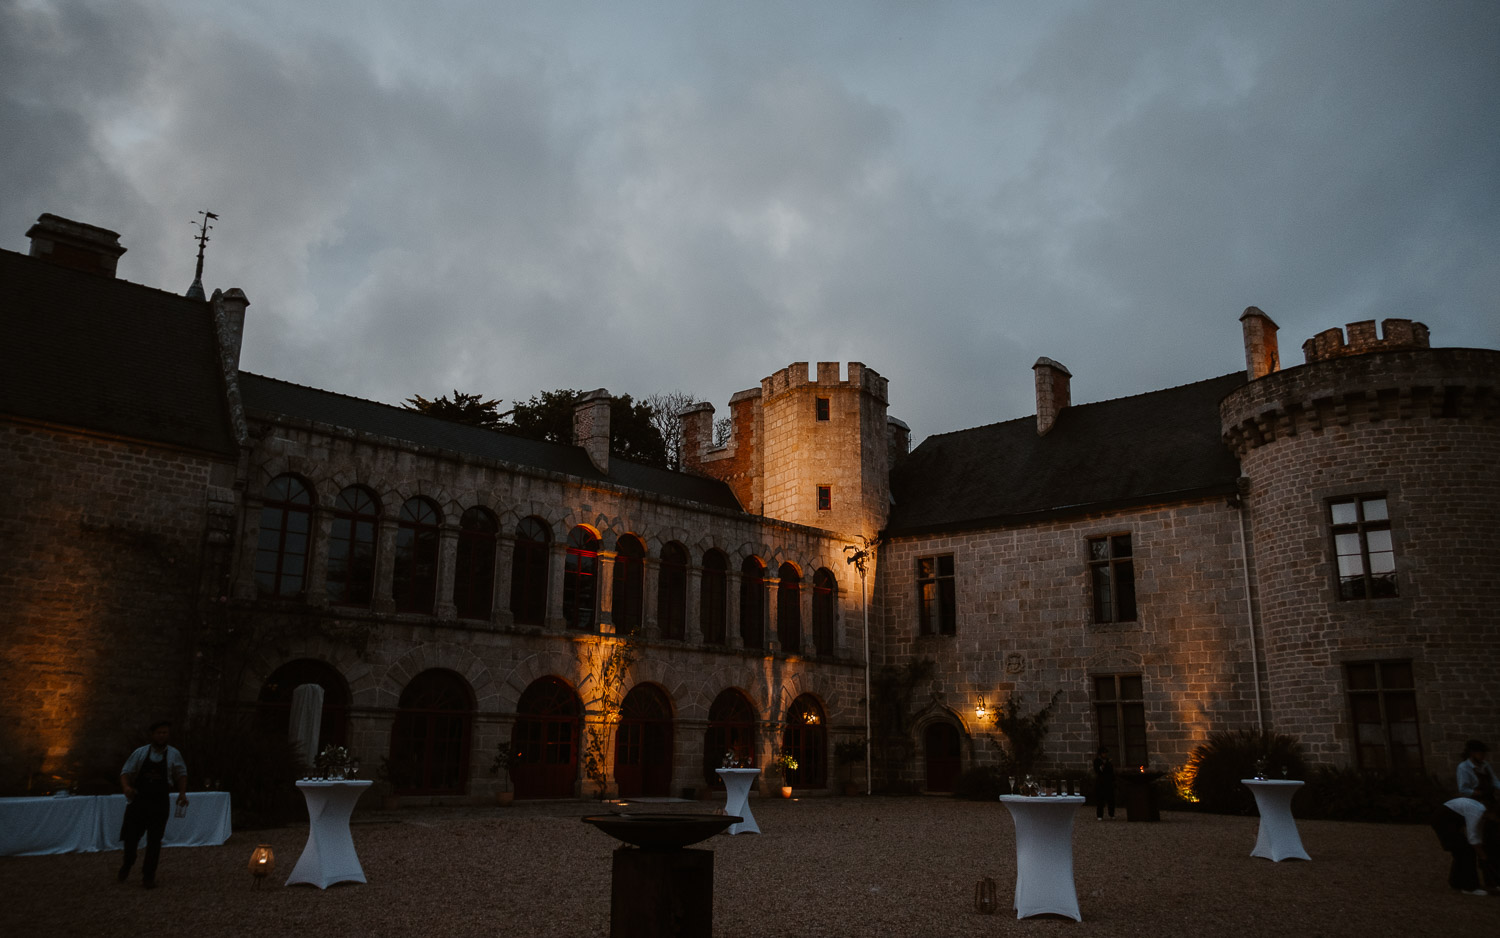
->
xmin=975 ymin=696 xmax=988 ymax=721
xmin=249 ymin=844 xmax=275 ymax=888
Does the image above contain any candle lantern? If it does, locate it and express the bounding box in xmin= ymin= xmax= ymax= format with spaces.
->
xmin=974 ymin=876 xmax=998 ymax=914
xmin=249 ymin=844 xmax=276 ymax=888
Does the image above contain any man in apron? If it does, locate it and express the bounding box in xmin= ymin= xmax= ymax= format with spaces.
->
xmin=118 ymin=721 xmax=189 ymax=888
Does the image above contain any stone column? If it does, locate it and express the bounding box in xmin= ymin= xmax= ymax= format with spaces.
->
xmin=725 ymin=571 xmax=743 ymax=650
xmin=434 ymin=525 xmax=459 ymax=618
xmin=597 ymin=550 xmax=617 ymax=634
xmin=764 ymin=575 xmax=780 ymax=654
xmin=642 ymin=557 xmax=661 ymax=640
xmin=546 ymin=542 xmax=568 ymax=630
xmin=491 ymin=533 xmax=516 ymax=625
xmin=371 ymin=517 xmax=398 ymax=614
xmin=685 ymin=565 xmax=704 ymax=644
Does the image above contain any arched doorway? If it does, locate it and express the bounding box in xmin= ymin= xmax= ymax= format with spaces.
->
xmin=389 ymin=669 xmax=473 ymax=794
xmin=256 ymin=658 xmax=350 ymax=753
xmin=615 ymin=684 xmax=674 ymax=797
xmin=703 ymin=689 xmax=757 ymax=788
xmin=923 ymin=722 xmax=962 ymax=793
xmin=782 ymin=695 xmax=827 ymax=789
xmin=513 ymin=677 xmax=581 ymax=798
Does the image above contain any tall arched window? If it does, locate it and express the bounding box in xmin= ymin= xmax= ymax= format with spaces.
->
xmin=513 ymin=677 xmax=580 ymax=799
xmin=327 ymin=485 xmax=380 ymax=606
xmin=704 ymin=689 xmax=757 ymax=787
xmin=394 ymin=497 xmax=442 ymax=613
xmin=453 ymin=506 xmax=497 ymax=619
xmin=812 ymin=568 xmax=837 ymax=654
xmin=564 ymin=526 xmax=600 ymax=630
xmin=739 ymin=556 xmax=765 ymax=649
xmin=612 ymin=535 xmax=645 ymax=635
xmin=777 ymin=562 xmax=801 ymax=653
xmin=510 ymin=517 xmax=550 ymax=625
xmin=255 ymin=658 xmax=349 ymax=752
xmin=615 ymin=683 xmax=674 ymax=798
xmin=254 ymin=474 xmax=312 ymax=597
xmin=389 ymin=669 xmax=473 ymax=795
xmin=657 ymin=543 xmax=688 ymax=640
xmin=782 ymin=695 xmax=827 ymax=789
xmin=700 ymin=550 xmax=728 ymax=645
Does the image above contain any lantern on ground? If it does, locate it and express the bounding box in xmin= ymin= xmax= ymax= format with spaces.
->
xmin=249 ymin=844 xmax=275 ymax=888
xmin=974 ymin=876 xmax=998 ymax=914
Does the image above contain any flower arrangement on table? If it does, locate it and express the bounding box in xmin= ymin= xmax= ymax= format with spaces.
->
xmin=311 ymin=745 xmax=359 ymax=780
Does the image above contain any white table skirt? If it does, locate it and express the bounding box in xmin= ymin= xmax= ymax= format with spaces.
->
xmin=716 ymin=768 xmax=760 ymax=835
xmin=1242 ymin=779 xmax=1310 ymax=862
xmin=287 ymin=780 xmax=372 ymax=888
xmin=1000 ymin=795 xmax=1086 ymax=921
xmin=0 ymin=792 xmax=232 ymax=856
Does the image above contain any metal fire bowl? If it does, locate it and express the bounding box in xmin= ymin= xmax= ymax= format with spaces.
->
xmin=582 ymin=813 xmax=742 ymax=850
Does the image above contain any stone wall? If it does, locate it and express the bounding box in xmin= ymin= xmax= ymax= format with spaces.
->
xmin=0 ymin=421 xmax=231 ymax=794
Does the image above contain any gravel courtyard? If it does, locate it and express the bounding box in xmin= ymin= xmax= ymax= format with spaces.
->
xmin=3 ymin=796 xmax=1495 ymax=937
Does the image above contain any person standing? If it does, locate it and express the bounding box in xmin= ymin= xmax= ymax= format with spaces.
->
xmin=1092 ymin=746 xmax=1116 ymax=820
xmin=1430 ymin=782 xmax=1495 ymax=896
xmin=118 ymin=721 xmax=189 ymax=888
xmin=1458 ymin=740 xmax=1492 ymax=797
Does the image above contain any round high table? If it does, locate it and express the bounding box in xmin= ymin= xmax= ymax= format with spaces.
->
xmin=715 ymin=768 xmax=760 ymax=835
xmin=999 ymin=795 xmax=1086 ymax=921
xmin=287 ymin=780 xmax=373 ymax=888
xmin=1242 ymin=779 xmax=1309 ymax=862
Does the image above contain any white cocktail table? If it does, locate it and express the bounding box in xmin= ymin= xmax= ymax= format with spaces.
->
xmin=1000 ymin=795 xmax=1085 ymax=920
xmin=1242 ymin=779 xmax=1309 ymax=861
xmin=715 ymin=768 xmax=760 ymax=834
xmin=287 ymin=780 xmax=372 ymax=888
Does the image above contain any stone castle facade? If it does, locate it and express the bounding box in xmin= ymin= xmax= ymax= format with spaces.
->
xmin=2 ymin=214 xmax=1496 ymax=802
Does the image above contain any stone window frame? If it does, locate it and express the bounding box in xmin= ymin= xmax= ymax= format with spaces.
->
xmin=254 ymin=473 xmax=313 ymax=598
xmin=700 ymin=549 xmax=729 ymax=644
xmin=1092 ymin=673 xmax=1148 ymax=769
xmin=1087 ymin=533 xmax=1137 ymax=624
xmin=656 ymin=542 xmax=689 ymax=641
xmin=563 ymin=525 xmax=601 ymax=631
xmin=1328 ymin=494 xmax=1398 ymax=601
xmin=326 ymin=484 xmax=381 ymax=607
xmin=612 ymin=534 xmax=647 ymax=635
xmin=509 ymin=516 xmax=551 ymax=626
xmin=816 ymin=484 xmax=832 ymax=511
xmin=1345 ymin=659 xmax=1424 ymax=775
xmin=453 ymin=505 xmax=498 ymax=620
xmin=393 ymin=495 xmax=443 ymax=614
xmin=916 ymin=554 xmax=956 ymax=636
xmin=815 ymin=396 xmax=830 ymax=421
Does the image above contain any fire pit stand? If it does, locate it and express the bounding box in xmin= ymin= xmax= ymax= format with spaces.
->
xmin=582 ymin=813 xmax=741 ymax=938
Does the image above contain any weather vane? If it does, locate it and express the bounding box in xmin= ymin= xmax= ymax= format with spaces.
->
xmin=187 ymin=210 xmax=219 ymax=300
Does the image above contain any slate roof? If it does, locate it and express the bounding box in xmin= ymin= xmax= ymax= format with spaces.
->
xmin=238 ymin=373 xmax=746 ymax=512
xmin=0 ymin=248 xmax=239 ymax=457
xmin=887 ymin=371 xmax=1247 ymax=535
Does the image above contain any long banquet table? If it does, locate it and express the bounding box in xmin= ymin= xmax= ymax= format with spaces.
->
xmin=0 ymin=792 xmax=232 ymax=857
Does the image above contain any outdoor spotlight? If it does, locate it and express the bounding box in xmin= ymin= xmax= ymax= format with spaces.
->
xmin=249 ymin=844 xmax=275 ymax=888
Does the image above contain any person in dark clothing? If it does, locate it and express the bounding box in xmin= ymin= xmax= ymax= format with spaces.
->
xmin=1092 ymin=746 xmax=1116 ymax=820
xmin=118 ymin=721 xmax=189 ymax=888
xmin=1430 ymin=780 xmax=1496 ymax=896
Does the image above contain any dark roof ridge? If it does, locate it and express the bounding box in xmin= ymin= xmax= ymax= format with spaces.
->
xmin=0 ymin=246 xmax=211 ymax=306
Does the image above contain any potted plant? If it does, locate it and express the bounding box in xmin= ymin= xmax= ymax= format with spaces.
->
xmin=771 ymin=751 xmax=799 ymax=798
xmin=835 ymin=738 xmax=868 ymax=796
xmin=491 ymin=739 xmax=522 ymax=806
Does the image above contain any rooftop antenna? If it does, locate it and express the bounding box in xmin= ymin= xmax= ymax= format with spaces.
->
xmin=187 ymin=210 xmax=218 ymax=300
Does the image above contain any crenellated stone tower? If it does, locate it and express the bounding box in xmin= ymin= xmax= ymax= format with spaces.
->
xmin=682 ymin=362 xmax=893 ymax=541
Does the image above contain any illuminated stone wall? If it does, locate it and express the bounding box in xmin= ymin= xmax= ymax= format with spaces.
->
xmin=1222 ymin=344 xmax=1500 ymax=769
xmin=0 ymin=422 xmax=233 ymax=794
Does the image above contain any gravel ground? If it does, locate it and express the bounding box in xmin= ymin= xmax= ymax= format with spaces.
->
xmin=2 ymin=796 xmax=1496 ymax=937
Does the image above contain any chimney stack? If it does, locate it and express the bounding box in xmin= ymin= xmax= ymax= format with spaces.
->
xmin=213 ymin=288 xmax=250 ymax=374
xmin=26 ymin=214 xmax=126 ymax=277
xmin=573 ymin=389 xmax=612 ymax=474
xmin=1033 ymin=357 xmax=1071 ymax=436
xmin=1240 ymin=307 xmax=1280 ymax=380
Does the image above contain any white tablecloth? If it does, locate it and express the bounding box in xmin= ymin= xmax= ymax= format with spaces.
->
xmin=1000 ymin=795 xmax=1085 ymax=921
xmin=287 ymin=780 xmax=371 ymax=888
xmin=1242 ymin=779 xmax=1309 ymax=862
xmin=716 ymin=768 xmax=760 ymax=835
xmin=0 ymin=793 xmax=232 ymax=856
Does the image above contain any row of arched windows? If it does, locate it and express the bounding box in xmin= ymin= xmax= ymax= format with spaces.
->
xmin=256 ymin=658 xmax=830 ymax=797
xmin=254 ymin=474 xmax=842 ymax=652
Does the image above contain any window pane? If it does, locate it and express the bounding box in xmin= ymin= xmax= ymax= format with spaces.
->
xmin=1330 ymin=501 xmax=1358 ymax=525
xmin=917 ymin=558 xmax=934 ymax=578
xmin=1334 ymin=532 xmax=1363 ymax=559
xmin=1362 ymin=498 xmax=1388 ymax=522
xmin=1115 ymin=560 xmax=1137 ymax=621
xmin=1346 ymin=663 xmax=1376 ymax=690
xmin=1380 ymin=662 xmax=1414 ymax=688
xmin=1365 ymin=529 xmax=1393 ymax=554
xmin=1112 ymin=534 xmax=1132 ymax=558
xmin=1089 ymin=539 xmax=1109 ymax=561
xmin=1119 ymin=675 xmax=1143 ymax=699
xmin=937 ymin=555 xmax=954 ymax=577
xmin=1094 ymin=676 xmax=1116 ymax=700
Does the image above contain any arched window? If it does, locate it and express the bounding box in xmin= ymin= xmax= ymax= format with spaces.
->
xmin=393 ymin=497 xmax=442 ymax=613
xmin=453 ymin=506 xmax=497 ymax=619
xmin=254 ymin=474 xmax=312 ymax=597
xmin=513 ymin=677 xmax=580 ymax=799
xmin=615 ymin=683 xmax=674 ymax=798
xmin=510 ymin=517 xmax=550 ymax=625
xmin=704 ymin=689 xmax=758 ymax=786
xmin=255 ymin=658 xmax=349 ymax=753
xmin=777 ymin=562 xmax=801 ymax=653
xmin=327 ymin=485 xmax=380 ymax=606
xmin=782 ymin=695 xmax=827 ymax=789
xmin=564 ymin=526 xmax=600 ymax=630
xmin=923 ymin=722 xmax=962 ymax=793
xmin=612 ymin=535 xmax=646 ymax=635
xmin=739 ymin=556 xmax=765 ymax=649
xmin=657 ymin=543 xmax=688 ymax=640
xmin=700 ymin=550 xmax=728 ymax=645
xmin=812 ymin=568 xmax=837 ymax=654
xmin=389 ymin=669 xmax=473 ymax=795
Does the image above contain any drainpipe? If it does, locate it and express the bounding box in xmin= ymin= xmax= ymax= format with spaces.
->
xmin=1234 ymin=480 xmax=1266 ymax=732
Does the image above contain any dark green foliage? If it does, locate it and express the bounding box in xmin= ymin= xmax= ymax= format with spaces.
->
xmin=870 ymin=659 xmax=934 ymax=792
xmin=404 ymin=390 xmax=506 ymax=428
xmin=994 ymin=690 xmax=1062 ymax=780
xmin=1186 ymin=729 xmax=1306 ymax=815
xmin=184 ymin=713 xmax=304 ymax=829
xmin=501 ymin=389 xmax=670 ymax=469
xmin=1296 ymin=766 xmax=1447 ymax=823
xmin=953 ymin=765 xmax=1007 ymax=800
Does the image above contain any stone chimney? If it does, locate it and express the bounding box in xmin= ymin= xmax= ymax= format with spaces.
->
xmin=1033 ymin=357 xmax=1071 ymax=436
xmin=213 ymin=288 xmax=250 ymax=374
xmin=26 ymin=213 xmax=126 ymax=277
xmin=573 ymin=389 xmax=612 ymax=474
xmin=1240 ymin=306 xmax=1280 ymax=379
xmin=887 ymin=416 xmax=910 ymax=464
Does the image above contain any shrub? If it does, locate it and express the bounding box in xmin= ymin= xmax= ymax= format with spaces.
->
xmin=953 ymin=765 xmax=1006 ymax=800
xmin=1296 ymin=766 xmax=1446 ymax=823
xmin=1185 ymin=729 xmax=1306 ymax=815
xmin=184 ymin=712 xmax=305 ymax=829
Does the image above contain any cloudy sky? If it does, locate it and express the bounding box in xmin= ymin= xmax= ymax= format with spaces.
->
xmin=4 ymin=1 xmax=1496 ymax=446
